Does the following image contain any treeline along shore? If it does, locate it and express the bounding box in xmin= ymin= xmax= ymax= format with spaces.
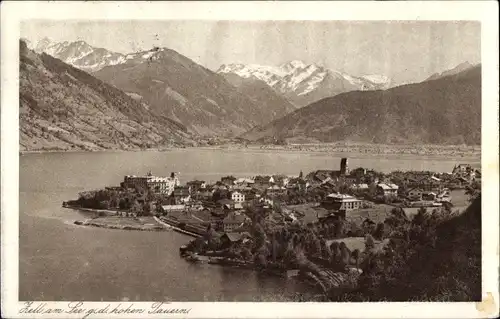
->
xmin=63 ymin=158 xmax=481 ymax=301
xmin=21 ymin=141 xmax=481 ymax=159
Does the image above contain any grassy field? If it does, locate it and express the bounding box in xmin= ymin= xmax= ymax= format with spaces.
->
xmin=449 ymin=189 xmax=470 ymax=207
xmin=91 ymin=216 xmax=159 ymax=226
xmin=77 ymin=216 xmax=167 ymax=231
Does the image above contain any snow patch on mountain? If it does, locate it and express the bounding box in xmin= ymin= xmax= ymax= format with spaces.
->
xmin=361 ymin=74 xmax=391 ymax=84
xmin=164 ymin=87 xmax=188 ymax=106
xmin=298 ymin=71 xmax=328 ymax=96
xmin=31 ymin=37 xmax=127 ymax=72
xmin=142 ymin=51 xmax=156 ymax=59
xmin=66 ymin=47 xmax=94 ymax=64
xmin=217 ymin=60 xmax=392 ymax=106
xmin=280 ymin=60 xmax=307 ymax=73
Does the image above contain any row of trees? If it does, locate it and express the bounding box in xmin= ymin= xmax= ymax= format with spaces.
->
xmin=73 ymin=187 xmax=161 ymax=216
xmin=185 ymin=185 xmax=479 ymax=301
xmin=331 ymin=191 xmax=481 ymax=301
xmin=188 ymin=204 xmax=371 ymax=275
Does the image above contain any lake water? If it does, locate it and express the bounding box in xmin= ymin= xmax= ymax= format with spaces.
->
xmin=19 ymin=149 xmax=479 ymax=301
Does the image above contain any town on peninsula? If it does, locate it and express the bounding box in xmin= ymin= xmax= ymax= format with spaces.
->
xmin=63 ymin=157 xmax=480 ymax=300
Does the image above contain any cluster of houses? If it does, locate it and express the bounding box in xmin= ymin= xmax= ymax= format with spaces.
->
xmin=119 ymin=159 xmax=479 ymax=239
xmin=306 ymin=159 xmax=481 ymax=204
xmin=161 ymin=172 xmax=311 ymax=208
xmin=142 ymin=171 xmax=309 ymax=236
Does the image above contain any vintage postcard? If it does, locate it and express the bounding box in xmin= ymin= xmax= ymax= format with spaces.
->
xmin=1 ymin=1 xmax=499 ymax=318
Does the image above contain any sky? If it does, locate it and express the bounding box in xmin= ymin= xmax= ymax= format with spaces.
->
xmin=21 ymin=20 xmax=481 ymax=85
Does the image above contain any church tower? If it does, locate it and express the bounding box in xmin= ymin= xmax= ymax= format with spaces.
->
xmin=340 ymin=158 xmax=349 ymax=176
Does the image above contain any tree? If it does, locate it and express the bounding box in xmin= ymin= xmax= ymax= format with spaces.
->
xmin=365 ymin=234 xmax=375 ymax=252
xmin=465 ymin=181 xmax=481 ymax=201
xmin=270 ymin=232 xmax=278 ymax=262
xmin=413 ymin=207 xmax=428 ymax=225
xmin=109 ymin=196 xmax=119 ymax=209
xmin=141 ymin=201 xmax=153 ymax=216
xmin=254 ymin=245 xmax=269 ymax=268
xmin=273 ymin=201 xmax=283 ymax=214
xmin=329 ymin=242 xmax=340 ymax=265
xmin=322 ymin=238 xmax=332 ymax=260
xmin=373 ymin=222 xmax=385 ymax=240
xmin=362 ymin=218 xmax=376 ymax=235
xmin=339 ymin=242 xmax=351 ymax=269
xmin=253 ymin=222 xmax=267 ymax=250
xmin=312 ymin=237 xmax=322 ymax=258
xmin=189 ymin=237 xmax=205 ymax=253
xmin=204 ymin=223 xmax=214 ymax=245
xmin=333 ymin=220 xmax=345 ymax=238
xmin=119 ymin=198 xmax=129 ymax=210
xmin=241 ymin=246 xmax=253 ymax=261
xmin=130 ymin=200 xmax=142 ymax=216
xmin=351 ymin=249 xmax=361 ymax=269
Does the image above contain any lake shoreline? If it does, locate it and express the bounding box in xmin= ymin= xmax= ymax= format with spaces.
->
xmin=65 ymin=204 xmax=169 ymax=232
xmin=64 ymin=205 xmax=203 ymax=236
xmin=20 ymin=143 xmax=481 ymax=159
xmin=73 ymin=218 xmax=170 ymax=232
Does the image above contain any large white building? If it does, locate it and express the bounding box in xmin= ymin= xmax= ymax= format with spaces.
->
xmin=231 ymin=191 xmax=245 ymax=203
xmin=322 ymin=193 xmax=363 ymax=211
xmin=122 ymin=171 xmax=180 ymax=195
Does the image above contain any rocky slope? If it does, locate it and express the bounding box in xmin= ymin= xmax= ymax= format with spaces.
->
xmin=221 ymin=73 xmax=297 ymax=118
xmin=19 ymin=40 xmax=195 ymax=152
xmin=241 ymin=65 xmax=481 ymax=145
xmin=217 ymin=61 xmax=391 ymax=107
xmin=32 ymin=37 xmax=126 ymax=73
xmin=94 ymin=47 xmax=295 ymax=137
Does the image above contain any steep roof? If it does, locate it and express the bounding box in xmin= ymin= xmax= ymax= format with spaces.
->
xmin=352 ymin=183 xmax=369 ymax=189
xmin=223 ymin=231 xmax=253 ymax=242
xmin=254 ymin=175 xmax=273 ymax=182
xmin=267 ymin=185 xmax=285 ymax=190
xmin=187 ymin=180 xmax=205 ymax=185
xmin=223 ymin=211 xmax=248 ymax=224
xmin=377 ymin=183 xmax=399 ymax=190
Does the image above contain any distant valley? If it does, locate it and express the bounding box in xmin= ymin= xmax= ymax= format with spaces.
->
xmin=93 ymin=47 xmax=296 ymax=136
xmin=20 ymin=37 xmax=481 ymax=151
xmin=242 ymin=65 xmax=481 ymax=145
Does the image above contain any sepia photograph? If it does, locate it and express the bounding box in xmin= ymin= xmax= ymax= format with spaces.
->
xmin=2 ymin=1 xmax=499 ymax=318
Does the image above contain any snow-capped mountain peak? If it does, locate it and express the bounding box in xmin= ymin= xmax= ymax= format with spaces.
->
xmin=34 ymin=37 xmax=53 ymax=53
xmin=280 ymin=60 xmax=308 ymax=73
xmin=217 ymin=61 xmax=391 ymax=107
xmin=31 ymin=38 xmax=126 ymax=72
xmin=217 ymin=63 xmax=285 ymax=86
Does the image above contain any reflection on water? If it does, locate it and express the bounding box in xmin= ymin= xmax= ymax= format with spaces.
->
xmin=19 ymin=149 xmax=479 ymax=301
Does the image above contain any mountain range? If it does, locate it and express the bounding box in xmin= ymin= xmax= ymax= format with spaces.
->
xmin=242 ymin=65 xmax=481 ymax=145
xmin=19 ymin=40 xmax=195 ymax=152
xmin=28 ymin=37 xmax=127 ymax=73
xmin=31 ymin=38 xmax=392 ymax=108
xmin=92 ymin=47 xmax=296 ymax=136
xmin=217 ymin=61 xmax=391 ymax=107
xmin=21 ymin=37 xmax=481 ymax=149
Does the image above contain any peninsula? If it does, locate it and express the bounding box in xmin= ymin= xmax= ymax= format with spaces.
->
xmin=64 ymin=158 xmax=480 ymax=299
